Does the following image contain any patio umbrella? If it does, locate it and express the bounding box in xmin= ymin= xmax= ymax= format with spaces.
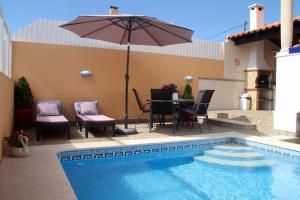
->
xmin=60 ymin=12 xmax=193 ymax=133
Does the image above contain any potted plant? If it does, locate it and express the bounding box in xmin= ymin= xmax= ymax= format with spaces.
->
xmin=14 ymin=77 xmax=34 ymax=128
xmin=6 ymin=129 xmax=30 ymax=157
xmin=161 ymin=83 xmax=179 ymax=99
xmin=182 ymin=84 xmax=194 ymax=99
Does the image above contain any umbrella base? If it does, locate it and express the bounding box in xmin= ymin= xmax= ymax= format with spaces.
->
xmin=116 ymin=128 xmax=137 ymax=135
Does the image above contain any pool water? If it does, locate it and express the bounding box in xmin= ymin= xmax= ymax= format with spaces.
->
xmin=61 ymin=145 xmax=300 ymax=200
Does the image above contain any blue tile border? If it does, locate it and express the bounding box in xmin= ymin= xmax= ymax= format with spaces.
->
xmin=232 ymin=138 xmax=300 ymax=160
xmin=57 ymin=137 xmax=300 ymax=162
xmin=57 ymin=138 xmax=232 ymax=162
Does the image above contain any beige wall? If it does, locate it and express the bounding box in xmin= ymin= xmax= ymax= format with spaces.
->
xmin=0 ymin=72 xmax=14 ymax=161
xmin=12 ymin=41 xmax=224 ymax=120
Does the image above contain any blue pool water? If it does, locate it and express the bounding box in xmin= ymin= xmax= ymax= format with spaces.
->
xmin=60 ymin=141 xmax=300 ymax=200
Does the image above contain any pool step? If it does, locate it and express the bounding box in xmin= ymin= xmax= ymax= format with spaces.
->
xmin=205 ymin=150 xmax=264 ymax=160
xmin=214 ymin=145 xmax=253 ymax=152
xmin=195 ymin=156 xmax=274 ymax=168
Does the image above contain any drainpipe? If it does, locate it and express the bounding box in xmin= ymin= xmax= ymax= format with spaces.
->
xmin=280 ymin=0 xmax=294 ymax=51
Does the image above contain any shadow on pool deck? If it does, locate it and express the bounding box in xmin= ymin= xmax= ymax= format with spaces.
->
xmin=25 ymin=121 xmax=272 ymax=146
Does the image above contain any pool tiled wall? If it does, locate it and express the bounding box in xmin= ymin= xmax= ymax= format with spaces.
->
xmin=57 ymin=137 xmax=300 ymax=162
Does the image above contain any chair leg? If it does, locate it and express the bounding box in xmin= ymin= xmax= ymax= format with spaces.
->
xmin=147 ymin=113 xmax=150 ymax=128
xmin=206 ymin=114 xmax=212 ymax=130
xmin=199 ymin=123 xmax=203 ymax=133
xmin=159 ymin=115 xmax=162 ymax=126
xmin=67 ymin=126 xmax=70 ymax=139
xmin=112 ymin=125 xmax=115 ymax=137
xmin=85 ymin=127 xmax=88 ymax=138
xmin=80 ymin=123 xmax=82 ymax=132
xmin=196 ymin=118 xmax=203 ymax=133
xmin=36 ymin=127 xmax=40 ymax=141
xmin=135 ymin=112 xmax=143 ymax=128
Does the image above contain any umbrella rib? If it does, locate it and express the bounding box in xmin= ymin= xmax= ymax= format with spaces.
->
xmin=135 ymin=20 xmax=162 ymax=46
xmin=139 ymin=17 xmax=193 ymax=31
xmin=137 ymin=17 xmax=192 ymax=43
xmin=131 ymin=20 xmax=151 ymax=31
xmin=108 ymin=19 xmax=127 ymax=29
xmin=80 ymin=18 xmax=124 ymax=38
xmin=120 ymin=19 xmax=130 ymax=44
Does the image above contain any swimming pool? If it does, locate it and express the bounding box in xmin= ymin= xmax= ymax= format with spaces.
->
xmin=58 ymin=138 xmax=300 ymax=200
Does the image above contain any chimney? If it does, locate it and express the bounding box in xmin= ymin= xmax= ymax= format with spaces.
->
xmin=247 ymin=4 xmax=269 ymax=70
xmin=109 ymin=6 xmax=119 ymax=15
xmin=249 ymin=3 xmax=265 ymax=30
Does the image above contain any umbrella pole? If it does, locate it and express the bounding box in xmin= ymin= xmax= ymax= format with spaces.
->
xmin=124 ymin=17 xmax=133 ymax=129
xmin=124 ymin=44 xmax=130 ymax=129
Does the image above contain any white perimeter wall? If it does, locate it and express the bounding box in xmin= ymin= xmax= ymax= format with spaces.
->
xmin=12 ymin=19 xmax=223 ymax=60
xmin=0 ymin=9 xmax=12 ymax=77
xmin=199 ymin=78 xmax=245 ymax=110
xmin=274 ymin=52 xmax=300 ymax=133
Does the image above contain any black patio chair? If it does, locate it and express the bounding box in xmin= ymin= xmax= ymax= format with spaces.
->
xmin=179 ymin=90 xmax=215 ymax=132
xmin=150 ymin=89 xmax=173 ymax=126
xmin=132 ymin=88 xmax=150 ymax=127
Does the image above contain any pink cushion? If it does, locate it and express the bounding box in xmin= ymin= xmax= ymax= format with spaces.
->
xmin=80 ymin=102 xmax=99 ymax=115
xmin=36 ymin=115 xmax=68 ymax=123
xmin=37 ymin=103 xmax=60 ymax=116
xmin=78 ymin=114 xmax=115 ymax=122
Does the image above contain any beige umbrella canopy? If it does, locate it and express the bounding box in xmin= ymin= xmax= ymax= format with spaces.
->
xmin=60 ymin=11 xmax=193 ymax=132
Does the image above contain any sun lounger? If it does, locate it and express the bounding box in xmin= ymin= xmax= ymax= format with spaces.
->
xmin=35 ymin=100 xmax=70 ymax=141
xmin=74 ymin=101 xmax=116 ymax=138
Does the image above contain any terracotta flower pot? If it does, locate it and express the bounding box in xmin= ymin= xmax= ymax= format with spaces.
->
xmin=15 ymin=109 xmax=33 ymax=128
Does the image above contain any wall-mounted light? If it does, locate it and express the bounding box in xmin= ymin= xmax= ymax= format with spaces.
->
xmin=80 ymin=70 xmax=93 ymax=78
xmin=184 ymin=75 xmax=193 ymax=83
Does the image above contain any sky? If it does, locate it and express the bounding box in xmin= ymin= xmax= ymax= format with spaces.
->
xmin=1 ymin=0 xmax=300 ymax=41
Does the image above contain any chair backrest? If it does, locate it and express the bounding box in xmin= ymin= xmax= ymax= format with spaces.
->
xmin=132 ymin=88 xmax=145 ymax=112
xmin=194 ymin=90 xmax=215 ymax=115
xmin=36 ymin=100 xmax=63 ymax=116
xmin=150 ymin=89 xmax=173 ymax=115
xmin=74 ymin=100 xmax=100 ymax=115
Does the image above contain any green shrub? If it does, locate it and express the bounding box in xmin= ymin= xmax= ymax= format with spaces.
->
xmin=14 ymin=77 xmax=33 ymax=109
xmin=182 ymin=84 xmax=193 ymax=99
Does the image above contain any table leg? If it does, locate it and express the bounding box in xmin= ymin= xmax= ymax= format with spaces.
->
xmin=172 ymin=106 xmax=176 ymax=134
xmin=149 ymin=108 xmax=153 ymax=132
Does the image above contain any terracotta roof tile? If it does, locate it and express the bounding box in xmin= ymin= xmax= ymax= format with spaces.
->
xmin=228 ymin=16 xmax=300 ymax=40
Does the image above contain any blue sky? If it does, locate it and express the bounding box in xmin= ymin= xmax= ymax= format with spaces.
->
xmin=1 ymin=0 xmax=300 ymax=41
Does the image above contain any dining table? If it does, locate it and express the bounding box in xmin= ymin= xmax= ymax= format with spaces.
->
xmin=147 ymin=99 xmax=194 ymax=133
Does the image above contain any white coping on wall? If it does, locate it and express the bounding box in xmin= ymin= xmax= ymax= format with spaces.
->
xmin=0 ymin=132 xmax=300 ymax=200
xmin=12 ymin=19 xmax=224 ymax=60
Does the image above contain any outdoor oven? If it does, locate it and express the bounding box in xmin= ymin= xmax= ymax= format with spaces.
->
xmin=256 ymin=73 xmax=270 ymax=88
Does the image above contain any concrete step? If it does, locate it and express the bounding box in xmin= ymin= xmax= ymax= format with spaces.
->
xmin=195 ymin=156 xmax=274 ymax=168
xmin=209 ymin=117 xmax=257 ymax=131
xmin=214 ymin=145 xmax=253 ymax=152
xmin=205 ymin=150 xmax=264 ymax=160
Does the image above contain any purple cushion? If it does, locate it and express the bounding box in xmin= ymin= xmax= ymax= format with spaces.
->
xmin=79 ymin=102 xmax=99 ymax=115
xmin=36 ymin=115 xmax=68 ymax=123
xmin=37 ymin=103 xmax=60 ymax=116
xmin=78 ymin=114 xmax=115 ymax=122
